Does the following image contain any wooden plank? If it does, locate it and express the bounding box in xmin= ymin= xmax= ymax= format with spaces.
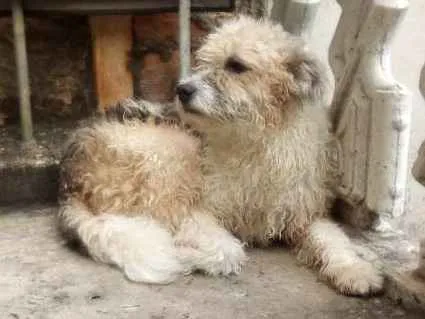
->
xmin=90 ymin=15 xmax=133 ymax=110
xmin=0 ymin=0 xmax=235 ymax=13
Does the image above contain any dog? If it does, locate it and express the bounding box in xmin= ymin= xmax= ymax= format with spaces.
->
xmin=58 ymin=16 xmax=383 ymax=296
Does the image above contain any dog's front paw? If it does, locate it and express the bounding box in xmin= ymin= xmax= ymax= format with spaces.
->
xmin=177 ymin=235 xmax=247 ymax=277
xmin=210 ymin=238 xmax=247 ymax=276
xmin=330 ymin=261 xmax=384 ymax=296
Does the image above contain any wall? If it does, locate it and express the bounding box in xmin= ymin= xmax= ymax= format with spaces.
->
xmin=0 ymin=16 xmax=90 ymax=125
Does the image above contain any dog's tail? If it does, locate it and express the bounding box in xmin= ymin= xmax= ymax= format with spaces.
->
xmin=58 ymin=200 xmax=186 ymax=284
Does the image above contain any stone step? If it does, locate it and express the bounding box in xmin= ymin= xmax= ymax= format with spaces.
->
xmin=0 ymin=122 xmax=75 ymax=205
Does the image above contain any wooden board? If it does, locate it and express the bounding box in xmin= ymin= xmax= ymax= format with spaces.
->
xmin=90 ymin=15 xmax=133 ymax=110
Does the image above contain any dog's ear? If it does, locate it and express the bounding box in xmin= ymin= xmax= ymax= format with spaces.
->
xmin=287 ymin=51 xmax=332 ymax=105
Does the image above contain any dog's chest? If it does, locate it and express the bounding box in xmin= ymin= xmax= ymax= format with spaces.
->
xmin=201 ymin=143 xmax=286 ymax=213
xmin=200 ymin=130 xmax=331 ymax=241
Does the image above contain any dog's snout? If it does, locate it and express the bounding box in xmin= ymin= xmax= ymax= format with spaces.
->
xmin=176 ymin=83 xmax=196 ymax=104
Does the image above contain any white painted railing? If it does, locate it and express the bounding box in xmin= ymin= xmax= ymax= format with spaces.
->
xmin=270 ymin=0 xmax=412 ymax=230
xmin=269 ymin=0 xmax=321 ymax=38
xmin=330 ymin=0 xmax=411 ymax=230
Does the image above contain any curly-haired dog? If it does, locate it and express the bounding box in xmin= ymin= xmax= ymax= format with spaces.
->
xmin=58 ymin=16 xmax=383 ymax=295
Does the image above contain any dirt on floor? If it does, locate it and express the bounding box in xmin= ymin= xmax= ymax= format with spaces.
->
xmin=0 ymin=205 xmax=422 ymax=319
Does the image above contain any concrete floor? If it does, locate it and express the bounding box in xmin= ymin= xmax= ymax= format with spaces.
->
xmin=0 ymin=205 xmax=422 ymax=319
xmin=309 ymin=0 xmax=425 ymax=240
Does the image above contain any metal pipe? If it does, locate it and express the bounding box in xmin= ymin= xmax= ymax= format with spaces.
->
xmin=179 ymin=0 xmax=191 ymax=79
xmin=11 ymin=0 xmax=33 ymax=141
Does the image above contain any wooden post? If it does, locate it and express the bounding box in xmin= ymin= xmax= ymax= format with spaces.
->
xmin=89 ymin=15 xmax=133 ymax=111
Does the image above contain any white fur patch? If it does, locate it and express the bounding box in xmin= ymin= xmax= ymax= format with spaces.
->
xmin=174 ymin=213 xmax=247 ymax=276
xmin=60 ymin=203 xmax=185 ymax=284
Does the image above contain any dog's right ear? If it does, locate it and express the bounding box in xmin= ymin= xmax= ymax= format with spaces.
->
xmin=287 ymin=50 xmax=333 ymax=106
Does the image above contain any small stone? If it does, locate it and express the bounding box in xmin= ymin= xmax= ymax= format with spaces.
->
xmin=89 ymin=294 xmax=102 ymax=301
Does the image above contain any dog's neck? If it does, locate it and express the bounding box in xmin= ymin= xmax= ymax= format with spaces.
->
xmin=200 ymin=106 xmax=329 ymax=163
xmin=200 ymin=121 xmax=288 ymax=164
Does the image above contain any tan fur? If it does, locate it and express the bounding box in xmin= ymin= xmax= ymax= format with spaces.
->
xmin=60 ymin=120 xmax=202 ymax=231
xmin=58 ymin=16 xmax=383 ymax=294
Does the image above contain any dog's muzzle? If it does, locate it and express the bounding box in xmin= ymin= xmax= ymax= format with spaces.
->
xmin=176 ymin=83 xmax=196 ymax=105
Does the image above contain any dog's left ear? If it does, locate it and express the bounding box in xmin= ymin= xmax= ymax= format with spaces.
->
xmin=287 ymin=51 xmax=332 ymax=105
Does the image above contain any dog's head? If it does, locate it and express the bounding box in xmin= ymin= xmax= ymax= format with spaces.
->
xmin=176 ymin=16 xmax=332 ymax=128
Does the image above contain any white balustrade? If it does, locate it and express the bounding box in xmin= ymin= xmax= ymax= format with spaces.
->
xmin=329 ymin=0 xmax=411 ymax=228
xmin=270 ymin=1 xmax=412 ymax=229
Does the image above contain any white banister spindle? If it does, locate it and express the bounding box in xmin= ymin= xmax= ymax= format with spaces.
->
xmin=330 ymin=0 xmax=411 ymax=228
xmin=328 ymin=0 xmax=365 ymax=85
xmin=270 ymin=0 xmax=321 ymax=38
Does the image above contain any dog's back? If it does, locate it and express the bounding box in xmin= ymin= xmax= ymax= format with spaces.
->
xmin=58 ymin=101 xmax=202 ymax=283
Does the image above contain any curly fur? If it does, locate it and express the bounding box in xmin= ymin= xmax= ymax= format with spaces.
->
xmin=58 ymin=16 xmax=383 ymax=295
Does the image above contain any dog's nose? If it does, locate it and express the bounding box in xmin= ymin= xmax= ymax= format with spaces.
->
xmin=176 ymin=83 xmax=196 ymax=104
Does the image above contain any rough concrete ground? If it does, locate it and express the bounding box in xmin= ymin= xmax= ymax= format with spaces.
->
xmin=0 ymin=205 xmax=422 ymax=319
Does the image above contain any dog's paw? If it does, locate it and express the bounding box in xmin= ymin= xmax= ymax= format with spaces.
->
xmin=177 ymin=235 xmax=247 ymax=277
xmin=330 ymin=261 xmax=384 ymax=296
xmin=209 ymin=239 xmax=247 ymax=276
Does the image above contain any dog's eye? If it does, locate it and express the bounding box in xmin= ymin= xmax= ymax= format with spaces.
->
xmin=225 ymin=57 xmax=249 ymax=74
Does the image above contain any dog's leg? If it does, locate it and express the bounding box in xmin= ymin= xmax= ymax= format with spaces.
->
xmin=297 ymin=219 xmax=383 ymax=296
xmin=175 ymin=213 xmax=247 ymax=276
xmin=59 ymin=201 xmax=185 ymax=284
